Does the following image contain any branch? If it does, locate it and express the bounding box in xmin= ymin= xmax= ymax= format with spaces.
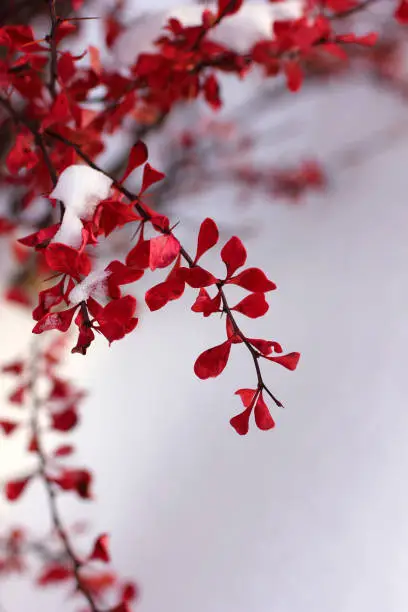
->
xmin=28 ymin=342 xmax=101 ymax=612
xmin=330 ymin=0 xmax=380 ymax=20
xmin=45 ymin=0 xmax=59 ymax=99
xmin=45 ymin=128 xmax=284 ymax=405
xmin=0 ymin=96 xmax=58 ymax=187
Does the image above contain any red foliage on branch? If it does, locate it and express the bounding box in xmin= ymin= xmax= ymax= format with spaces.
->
xmin=0 ymin=0 xmax=405 ymax=609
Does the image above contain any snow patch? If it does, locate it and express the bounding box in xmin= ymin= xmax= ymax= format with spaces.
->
xmin=69 ymin=268 xmax=111 ymax=305
xmin=50 ymin=165 xmax=113 ymax=249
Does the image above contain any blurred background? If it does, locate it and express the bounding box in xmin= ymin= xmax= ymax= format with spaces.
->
xmin=2 ymin=0 xmax=408 ymax=611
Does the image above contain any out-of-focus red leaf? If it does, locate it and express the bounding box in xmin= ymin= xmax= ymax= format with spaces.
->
xmin=5 ymin=477 xmax=32 ymax=501
xmin=89 ymin=534 xmax=110 ymax=563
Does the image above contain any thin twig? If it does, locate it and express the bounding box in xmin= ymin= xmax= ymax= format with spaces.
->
xmin=45 ymin=129 xmax=283 ymax=404
xmin=46 ymin=0 xmax=59 ymax=99
xmin=29 ymin=341 xmax=101 ymax=612
xmin=328 ymin=0 xmax=380 ymax=20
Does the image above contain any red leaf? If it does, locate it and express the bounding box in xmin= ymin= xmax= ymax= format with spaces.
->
xmin=284 ymin=60 xmax=303 ymax=92
xmin=32 ymin=306 xmax=78 ymax=334
xmin=191 ymin=288 xmax=221 ymax=317
xmin=336 ymin=32 xmax=378 ymax=46
xmin=194 ymin=218 xmax=219 ymax=263
xmin=2 ymin=361 xmax=24 ymax=375
xmin=266 ymin=352 xmax=301 ymax=370
xmin=254 ymin=393 xmax=275 ymax=430
xmin=71 ymin=323 xmax=95 ymax=355
xmin=19 ymin=224 xmax=59 ymax=248
xmin=203 ymin=74 xmax=222 ymax=110
xmin=225 ymin=316 xmax=242 ymax=344
xmin=58 ymin=52 xmax=76 ymax=83
xmin=235 ymin=388 xmax=257 ymax=408
xmin=0 ymin=217 xmax=15 ymax=234
xmin=232 ymin=293 xmax=269 ymax=318
xmin=228 ymin=268 xmax=276 ymax=292
xmin=145 ymin=277 xmax=185 ymax=311
xmin=319 ymin=43 xmax=348 ymax=61
xmin=42 ymin=92 xmax=71 ymax=130
xmin=9 ymin=385 xmax=26 ymax=405
xmin=194 ymin=340 xmax=231 ymax=379
xmin=149 ymin=234 xmax=180 ymax=270
xmin=230 ymin=408 xmax=252 ymax=435
xmin=5 ymin=286 xmax=31 ymax=307
xmin=45 ymin=243 xmax=91 ymax=279
xmin=28 ymin=435 xmax=39 ymax=452
xmin=126 ymin=229 xmax=150 ymax=269
xmin=89 ymin=534 xmax=110 ymax=563
xmin=33 ymin=279 xmax=66 ymax=321
xmin=122 ymin=582 xmax=138 ymax=602
xmin=53 ymin=444 xmax=74 ymax=457
xmin=229 ymin=389 xmax=257 ymax=435
xmin=396 ymin=0 xmax=408 ymax=23
xmin=109 ymin=604 xmax=131 ymax=612
xmin=106 ymin=260 xmax=144 ymax=298
xmin=5 ymin=477 xmax=31 ymax=501
xmin=6 ymin=133 xmax=38 ymax=175
xmin=98 ymin=200 xmax=141 ymax=237
xmin=37 ymin=564 xmax=72 ymax=586
xmin=140 ymin=164 xmax=165 ymax=193
xmin=52 ymin=469 xmax=92 ymax=499
xmin=97 ymin=295 xmax=138 ymax=343
xmin=221 ymin=236 xmax=246 ymax=277
xmin=248 ymin=338 xmax=282 ymax=355
xmin=178 ymin=266 xmax=217 ymax=288
xmin=121 ymin=141 xmax=148 ymax=183
xmin=0 ymin=420 xmax=18 ymax=435
xmin=51 ymin=407 xmax=78 ymax=432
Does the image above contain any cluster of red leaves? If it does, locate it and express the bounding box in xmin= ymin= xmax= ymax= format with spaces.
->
xmin=0 ymin=340 xmax=138 ymax=611
xmin=0 ymin=0 xmax=404 ymax=425
xmin=0 ymin=0 xmax=406 ymax=610
xmin=97 ymin=0 xmax=381 ymax=113
xmin=234 ymin=160 xmax=326 ymax=201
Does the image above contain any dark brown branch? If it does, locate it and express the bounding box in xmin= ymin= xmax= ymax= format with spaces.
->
xmin=330 ymin=0 xmax=380 ymax=20
xmin=0 ymin=96 xmax=58 ymax=187
xmin=45 ymin=128 xmax=283 ymax=404
xmin=46 ymin=0 xmax=59 ymax=99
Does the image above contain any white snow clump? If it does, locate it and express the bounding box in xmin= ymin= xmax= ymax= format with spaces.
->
xmin=69 ymin=268 xmax=111 ymax=305
xmin=50 ymin=165 xmax=113 ymax=249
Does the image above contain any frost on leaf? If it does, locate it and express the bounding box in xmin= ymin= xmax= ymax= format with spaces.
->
xmin=69 ymin=269 xmax=110 ymax=305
